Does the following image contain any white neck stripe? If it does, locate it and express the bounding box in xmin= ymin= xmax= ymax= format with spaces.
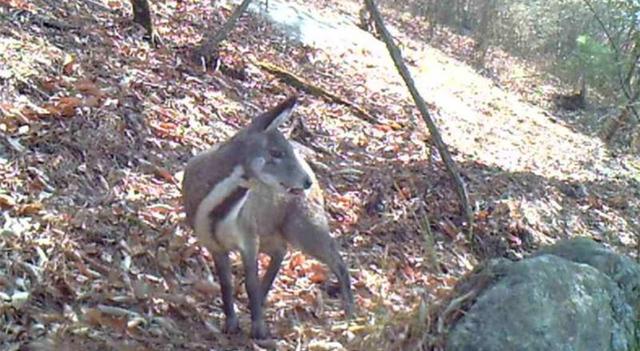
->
xmin=194 ymin=166 xmax=247 ymax=239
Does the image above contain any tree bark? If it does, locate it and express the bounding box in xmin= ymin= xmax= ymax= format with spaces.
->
xmin=473 ymin=0 xmax=495 ymax=66
xmin=194 ymin=0 xmax=254 ymax=65
xmin=363 ymin=0 xmax=474 ymax=239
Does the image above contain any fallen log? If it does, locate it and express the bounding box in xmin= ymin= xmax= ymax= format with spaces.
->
xmin=254 ymin=60 xmax=379 ymax=124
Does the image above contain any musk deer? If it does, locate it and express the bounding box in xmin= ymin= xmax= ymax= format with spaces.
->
xmin=182 ymin=96 xmax=354 ymax=339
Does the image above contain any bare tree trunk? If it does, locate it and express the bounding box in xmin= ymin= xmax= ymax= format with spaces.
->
xmin=600 ymin=79 xmax=640 ymax=144
xmin=631 ymin=126 xmax=640 ymax=153
xmin=363 ymin=0 xmax=474 ymax=238
xmin=583 ymin=0 xmax=639 ymax=121
xmin=600 ymin=108 xmax=630 ymax=143
xmin=358 ymin=5 xmax=373 ymax=33
xmin=130 ymin=0 xmax=159 ymax=45
xmin=473 ymin=0 xmax=494 ymax=66
xmin=194 ymin=0 xmax=253 ymax=65
xmin=426 ymin=0 xmax=440 ymax=40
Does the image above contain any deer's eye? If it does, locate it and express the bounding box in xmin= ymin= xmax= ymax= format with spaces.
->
xmin=270 ymin=149 xmax=284 ymax=159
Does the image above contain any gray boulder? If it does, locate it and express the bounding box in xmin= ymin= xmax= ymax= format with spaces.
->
xmin=534 ymin=237 xmax=640 ymax=309
xmin=446 ymin=238 xmax=639 ymax=351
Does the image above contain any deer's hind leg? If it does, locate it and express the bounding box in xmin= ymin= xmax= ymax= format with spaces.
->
xmin=259 ymin=237 xmax=287 ymax=306
xmin=281 ymin=204 xmax=354 ymax=317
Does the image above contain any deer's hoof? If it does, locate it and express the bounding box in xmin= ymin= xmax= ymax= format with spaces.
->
xmin=251 ymin=321 xmax=269 ymax=339
xmin=344 ymin=301 xmax=355 ymax=318
xmin=223 ymin=317 xmax=240 ymax=334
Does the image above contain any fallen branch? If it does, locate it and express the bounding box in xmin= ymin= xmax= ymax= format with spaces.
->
xmin=254 ymin=60 xmax=379 ymax=124
xmin=38 ymin=15 xmax=79 ymax=31
xmin=364 ymin=0 xmax=474 ymax=239
xmin=2 ymin=10 xmax=80 ymax=31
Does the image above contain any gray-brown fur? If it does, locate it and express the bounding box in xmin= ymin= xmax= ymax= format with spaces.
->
xmin=181 ymin=96 xmax=353 ymax=339
xmin=182 ymin=142 xmax=243 ymax=229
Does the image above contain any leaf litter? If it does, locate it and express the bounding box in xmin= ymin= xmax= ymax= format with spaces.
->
xmin=0 ymin=0 xmax=639 ymax=350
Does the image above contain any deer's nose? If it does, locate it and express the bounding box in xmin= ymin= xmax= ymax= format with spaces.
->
xmin=303 ymin=177 xmax=313 ymax=190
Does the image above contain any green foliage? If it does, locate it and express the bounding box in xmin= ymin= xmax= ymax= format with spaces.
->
xmin=391 ymin=0 xmax=640 ymax=101
xmin=557 ymin=34 xmax=620 ymax=94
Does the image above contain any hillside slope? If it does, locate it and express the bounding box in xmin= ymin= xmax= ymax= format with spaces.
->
xmin=0 ymin=0 xmax=638 ymax=350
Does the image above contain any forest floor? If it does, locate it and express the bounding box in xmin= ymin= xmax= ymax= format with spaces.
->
xmin=0 ymin=0 xmax=639 ymax=350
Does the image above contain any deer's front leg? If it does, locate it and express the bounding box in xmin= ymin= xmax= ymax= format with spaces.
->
xmin=241 ymin=243 xmax=268 ymax=339
xmin=212 ymin=251 xmax=240 ymax=334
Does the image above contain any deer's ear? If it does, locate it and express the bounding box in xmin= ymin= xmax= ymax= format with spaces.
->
xmin=249 ymin=96 xmax=297 ymax=133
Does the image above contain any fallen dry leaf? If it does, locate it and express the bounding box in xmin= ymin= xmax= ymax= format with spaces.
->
xmin=17 ymin=202 xmax=43 ymax=215
xmin=308 ymin=263 xmax=328 ymax=284
xmin=74 ymin=80 xmax=104 ymax=97
xmin=193 ymin=280 xmax=218 ymax=296
xmin=1 ymin=1 xmax=638 ymax=350
xmin=62 ymin=54 xmax=76 ymax=76
xmin=0 ymin=194 xmax=16 ymax=208
xmin=288 ymin=252 xmax=306 ymax=270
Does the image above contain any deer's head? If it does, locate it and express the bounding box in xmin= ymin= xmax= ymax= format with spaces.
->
xmin=236 ymin=96 xmax=312 ymax=194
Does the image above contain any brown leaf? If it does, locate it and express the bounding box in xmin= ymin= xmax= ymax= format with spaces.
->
xmin=438 ymin=219 xmax=459 ymax=238
xmin=83 ymin=95 xmax=101 ymax=108
xmin=288 ymin=252 xmax=306 ymax=270
xmin=0 ymin=194 xmax=16 ymax=208
xmin=1 ymin=0 xmax=33 ymax=10
xmin=107 ymin=0 xmax=122 ymax=9
xmin=586 ymin=195 xmax=603 ymax=209
xmin=475 ymin=209 xmax=490 ymax=221
xmin=40 ymin=79 xmax=60 ymax=93
xmin=401 ymin=265 xmax=415 ymax=282
xmin=21 ymin=104 xmax=49 ymax=119
xmin=102 ymin=314 xmax=128 ymax=332
xmin=298 ymin=290 xmax=316 ymax=305
xmin=66 ymin=249 xmax=100 ymax=278
xmin=193 ymin=280 xmax=218 ymax=296
xmin=62 ymin=54 xmax=76 ymax=76
xmin=388 ymin=121 xmax=403 ymax=130
xmin=83 ymin=308 xmax=103 ymax=327
xmin=308 ymin=263 xmax=328 ymax=284
xmin=17 ymin=202 xmax=43 ymax=215
xmin=153 ymin=166 xmax=176 ymax=183
xmin=0 ymin=102 xmax=13 ymax=114
xmin=374 ymin=124 xmax=393 ymax=132
xmin=57 ymin=97 xmax=82 ymax=117
xmin=75 ymin=80 xmax=104 ymax=97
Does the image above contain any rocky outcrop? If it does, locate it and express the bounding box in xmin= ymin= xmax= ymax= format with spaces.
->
xmin=446 ymin=238 xmax=639 ymax=351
